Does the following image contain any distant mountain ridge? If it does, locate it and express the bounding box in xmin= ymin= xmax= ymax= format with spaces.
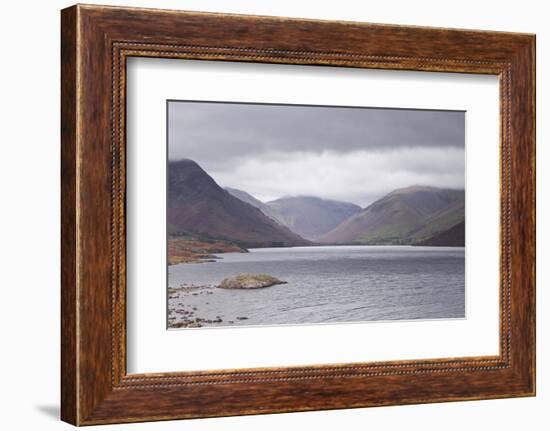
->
xmin=168 ymin=159 xmax=308 ymax=247
xmin=319 ymin=186 xmax=464 ymax=245
xmin=225 ymin=187 xmax=282 ymax=224
xmin=265 ymin=196 xmax=361 ymax=240
xmin=226 ymin=188 xmax=362 ymax=240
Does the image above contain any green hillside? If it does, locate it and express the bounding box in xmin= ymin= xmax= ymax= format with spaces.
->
xmin=320 ymin=186 xmax=465 ymax=245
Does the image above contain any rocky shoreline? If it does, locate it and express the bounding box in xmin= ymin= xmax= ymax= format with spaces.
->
xmin=167 ymin=273 xmax=287 ymax=329
xmin=168 ymin=285 xmax=218 ymax=328
xmin=168 ymin=285 xmax=252 ymax=328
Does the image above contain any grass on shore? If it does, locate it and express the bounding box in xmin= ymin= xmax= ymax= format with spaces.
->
xmin=168 ymin=238 xmax=247 ymax=265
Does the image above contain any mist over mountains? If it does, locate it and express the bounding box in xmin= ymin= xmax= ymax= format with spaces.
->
xmin=168 ymin=160 xmax=465 ymax=247
xmin=226 ymin=189 xmax=361 ymax=241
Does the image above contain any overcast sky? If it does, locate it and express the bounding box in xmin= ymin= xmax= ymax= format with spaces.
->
xmin=168 ymin=101 xmax=465 ymax=207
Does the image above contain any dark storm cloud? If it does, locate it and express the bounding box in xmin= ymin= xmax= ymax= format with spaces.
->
xmin=168 ymin=101 xmax=464 ymax=163
xmin=168 ymin=101 xmax=465 ymax=207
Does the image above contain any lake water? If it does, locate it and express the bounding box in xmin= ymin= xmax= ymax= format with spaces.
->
xmin=167 ymin=245 xmax=465 ymax=328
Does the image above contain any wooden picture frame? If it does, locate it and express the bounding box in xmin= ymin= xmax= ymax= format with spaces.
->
xmin=61 ymin=4 xmax=535 ymax=425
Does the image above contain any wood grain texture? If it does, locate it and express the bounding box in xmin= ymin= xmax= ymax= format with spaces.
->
xmin=60 ymin=5 xmax=78 ymax=425
xmin=60 ymin=4 xmax=536 ymax=425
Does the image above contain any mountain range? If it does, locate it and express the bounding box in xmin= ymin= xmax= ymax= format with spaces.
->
xmin=224 ymin=187 xmax=283 ymax=226
xmin=226 ymin=189 xmax=361 ymax=241
xmin=168 ymin=159 xmax=308 ymax=247
xmin=168 ymin=159 xmax=465 ymax=247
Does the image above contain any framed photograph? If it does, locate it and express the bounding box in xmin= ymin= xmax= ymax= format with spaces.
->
xmin=61 ymin=4 xmax=536 ymax=425
xmin=165 ymin=101 xmax=467 ymax=330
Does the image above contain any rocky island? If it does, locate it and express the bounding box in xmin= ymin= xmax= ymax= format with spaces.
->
xmin=218 ymin=273 xmax=287 ymax=289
